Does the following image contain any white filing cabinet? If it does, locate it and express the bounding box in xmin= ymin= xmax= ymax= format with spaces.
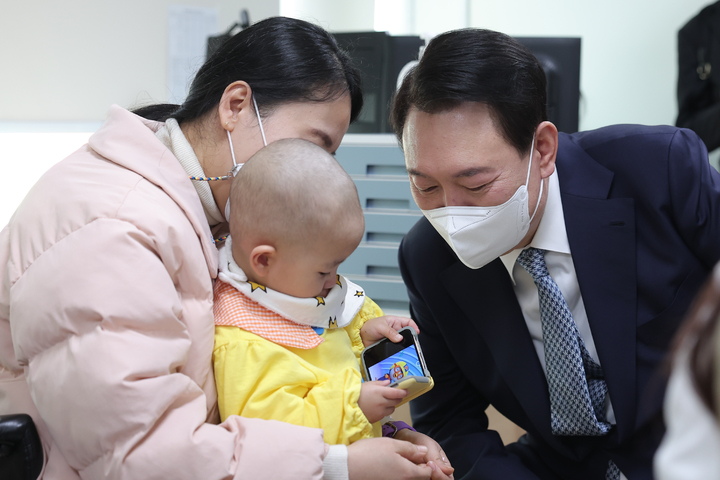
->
xmin=335 ymin=134 xmax=422 ymax=316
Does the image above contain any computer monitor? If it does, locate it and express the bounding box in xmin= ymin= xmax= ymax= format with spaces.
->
xmin=335 ymin=33 xmax=580 ymax=134
xmin=206 ymin=10 xmax=251 ymax=59
xmin=515 ymin=37 xmax=582 ymax=134
xmin=333 ymin=32 xmax=425 ymax=134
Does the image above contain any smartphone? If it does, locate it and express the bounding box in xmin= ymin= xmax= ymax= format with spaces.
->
xmin=361 ymin=327 xmax=434 ymax=405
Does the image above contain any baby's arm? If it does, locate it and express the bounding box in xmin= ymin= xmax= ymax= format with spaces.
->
xmin=359 ymin=316 xmax=420 ymax=347
xmin=345 ymin=296 xmax=385 ymax=358
xmin=358 ymin=379 xmax=408 ymax=423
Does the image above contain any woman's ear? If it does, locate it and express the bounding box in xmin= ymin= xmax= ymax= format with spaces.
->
xmin=218 ymin=81 xmax=253 ymax=132
xmin=248 ymin=244 xmax=276 ymax=278
xmin=535 ymin=121 xmax=558 ymax=179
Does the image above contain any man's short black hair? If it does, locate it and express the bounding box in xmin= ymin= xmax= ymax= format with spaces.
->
xmin=391 ymin=28 xmax=547 ymax=155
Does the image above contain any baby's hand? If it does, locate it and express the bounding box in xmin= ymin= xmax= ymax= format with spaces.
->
xmin=358 ymin=380 xmax=408 ymax=423
xmin=360 ymin=316 xmax=420 ymax=347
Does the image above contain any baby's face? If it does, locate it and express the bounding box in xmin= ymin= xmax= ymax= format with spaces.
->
xmin=265 ymin=235 xmax=359 ymax=298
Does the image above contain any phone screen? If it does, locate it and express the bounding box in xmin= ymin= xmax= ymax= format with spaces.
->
xmin=364 ymin=329 xmax=426 ymax=382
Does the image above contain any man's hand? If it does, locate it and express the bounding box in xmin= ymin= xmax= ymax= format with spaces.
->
xmin=395 ymin=429 xmax=455 ymax=479
xmin=357 ymin=380 xmax=407 ymax=423
xmin=360 ymin=316 xmax=420 ymax=347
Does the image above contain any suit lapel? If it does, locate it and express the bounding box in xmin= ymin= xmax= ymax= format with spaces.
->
xmin=558 ymin=137 xmax=637 ymax=442
xmin=439 ymin=260 xmax=557 ymax=442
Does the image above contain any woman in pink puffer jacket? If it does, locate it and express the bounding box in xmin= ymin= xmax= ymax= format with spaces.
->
xmin=0 ymin=16 xmax=452 ymax=480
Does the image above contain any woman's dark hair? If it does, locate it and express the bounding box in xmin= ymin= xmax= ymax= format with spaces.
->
xmin=391 ymin=28 xmax=547 ymax=155
xmin=670 ymin=267 xmax=720 ymax=414
xmin=133 ymin=16 xmax=362 ymax=124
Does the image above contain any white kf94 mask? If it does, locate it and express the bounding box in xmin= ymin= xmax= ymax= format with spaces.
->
xmin=421 ymin=135 xmax=543 ymax=269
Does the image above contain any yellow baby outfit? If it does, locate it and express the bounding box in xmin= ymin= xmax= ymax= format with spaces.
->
xmin=213 ymin=239 xmax=383 ymax=445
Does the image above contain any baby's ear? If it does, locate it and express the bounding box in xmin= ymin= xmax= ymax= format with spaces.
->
xmin=249 ymin=245 xmax=276 ymax=278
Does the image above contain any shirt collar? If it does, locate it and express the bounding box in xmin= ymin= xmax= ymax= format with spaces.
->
xmin=155 ymin=118 xmax=226 ymax=226
xmin=500 ymin=169 xmax=569 ymax=283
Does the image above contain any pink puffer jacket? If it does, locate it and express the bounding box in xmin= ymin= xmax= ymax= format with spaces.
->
xmin=0 ymin=106 xmax=326 ymax=479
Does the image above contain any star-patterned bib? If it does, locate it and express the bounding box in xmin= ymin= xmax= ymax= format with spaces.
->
xmin=217 ymin=237 xmax=366 ymax=329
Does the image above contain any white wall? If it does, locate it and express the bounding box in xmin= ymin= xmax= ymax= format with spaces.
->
xmin=414 ymin=0 xmax=470 ymax=36
xmin=0 ymin=0 xmax=280 ymax=225
xmin=470 ymin=0 xmax=711 ymax=130
xmin=283 ymin=0 xmax=713 ymax=131
xmin=0 ymin=0 xmax=280 ymax=122
xmin=2 ymin=0 xmax=717 ymax=225
xmin=1 ymin=131 xmax=95 ymax=226
xmin=280 ymin=0 xmax=375 ymax=31
xmin=3 ymin=0 xmax=709 ymax=127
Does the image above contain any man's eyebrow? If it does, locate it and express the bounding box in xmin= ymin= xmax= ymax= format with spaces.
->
xmin=453 ymin=166 xmax=494 ymax=178
xmin=406 ymin=166 xmax=494 ymax=178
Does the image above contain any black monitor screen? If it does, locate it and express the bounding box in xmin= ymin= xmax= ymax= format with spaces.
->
xmin=515 ymin=37 xmax=581 ymax=134
xmin=333 ymin=32 xmax=424 ymax=134
xmin=331 ymin=33 xmax=580 ymax=135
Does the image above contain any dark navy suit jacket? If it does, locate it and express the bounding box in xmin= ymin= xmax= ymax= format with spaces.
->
xmin=398 ymin=125 xmax=720 ymax=480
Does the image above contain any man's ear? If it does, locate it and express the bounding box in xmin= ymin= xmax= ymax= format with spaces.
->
xmin=535 ymin=121 xmax=558 ymax=179
xmin=248 ymin=244 xmax=276 ymax=279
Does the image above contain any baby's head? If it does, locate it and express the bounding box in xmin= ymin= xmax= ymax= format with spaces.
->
xmin=228 ymin=138 xmax=365 ymax=298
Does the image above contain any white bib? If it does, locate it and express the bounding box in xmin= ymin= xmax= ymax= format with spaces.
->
xmin=217 ymin=237 xmax=365 ymax=329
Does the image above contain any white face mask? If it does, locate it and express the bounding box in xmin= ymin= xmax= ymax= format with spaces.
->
xmin=421 ymin=136 xmax=543 ymax=269
xmin=225 ymin=95 xmax=268 ymax=220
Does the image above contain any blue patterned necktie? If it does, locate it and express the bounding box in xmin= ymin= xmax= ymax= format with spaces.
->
xmin=517 ymin=248 xmax=620 ymax=480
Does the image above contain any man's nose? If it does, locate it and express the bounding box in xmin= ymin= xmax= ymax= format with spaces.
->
xmin=443 ymin=190 xmax=463 ymax=207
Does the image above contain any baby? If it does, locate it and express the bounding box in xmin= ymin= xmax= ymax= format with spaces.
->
xmin=212 ymin=138 xmax=418 ymax=445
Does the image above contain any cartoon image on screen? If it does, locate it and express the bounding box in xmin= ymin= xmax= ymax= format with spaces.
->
xmin=367 ymin=345 xmax=425 ymax=382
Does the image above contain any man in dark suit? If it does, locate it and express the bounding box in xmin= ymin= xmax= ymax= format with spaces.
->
xmin=391 ymin=29 xmax=720 ymax=479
